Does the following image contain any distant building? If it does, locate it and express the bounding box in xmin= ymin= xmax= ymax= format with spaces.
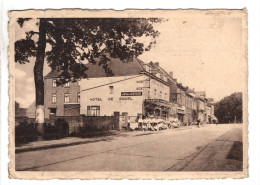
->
xmin=15 ymin=101 xmax=27 ymax=117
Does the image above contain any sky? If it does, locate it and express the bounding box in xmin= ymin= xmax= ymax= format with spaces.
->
xmin=15 ymin=12 xmax=247 ymax=108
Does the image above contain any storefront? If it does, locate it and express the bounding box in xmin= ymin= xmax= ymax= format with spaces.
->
xmin=144 ymin=99 xmax=171 ymax=119
xmin=177 ymin=106 xmax=186 ymax=122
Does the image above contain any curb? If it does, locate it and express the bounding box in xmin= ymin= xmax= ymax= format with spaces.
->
xmin=15 ymin=138 xmax=108 ymax=154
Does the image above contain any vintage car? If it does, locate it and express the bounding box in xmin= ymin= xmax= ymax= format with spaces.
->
xmin=167 ymin=117 xmax=180 ymax=128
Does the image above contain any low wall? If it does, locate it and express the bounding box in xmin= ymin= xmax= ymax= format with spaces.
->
xmin=15 ymin=116 xmax=39 ymax=126
xmin=53 ymin=116 xmax=80 ymax=134
xmin=81 ymin=116 xmax=117 ymax=130
xmin=16 ymin=112 xmax=120 ymax=135
xmin=50 ymin=112 xmax=120 ymax=134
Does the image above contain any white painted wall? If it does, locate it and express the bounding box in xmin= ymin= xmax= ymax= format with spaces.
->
xmin=80 ymin=74 xmax=170 ymax=116
xmin=80 ymin=75 xmax=147 ymax=116
xmin=149 ymin=78 xmax=170 ymax=101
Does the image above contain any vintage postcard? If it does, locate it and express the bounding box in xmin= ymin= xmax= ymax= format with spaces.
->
xmin=9 ymin=9 xmax=248 ymax=179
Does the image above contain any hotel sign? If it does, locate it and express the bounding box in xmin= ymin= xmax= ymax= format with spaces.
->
xmin=121 ymin=92 xmax=142 ymax=96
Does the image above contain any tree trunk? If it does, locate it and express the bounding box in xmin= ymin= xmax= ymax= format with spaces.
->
xmin=34 ymin=19 xmax=47 ymax=134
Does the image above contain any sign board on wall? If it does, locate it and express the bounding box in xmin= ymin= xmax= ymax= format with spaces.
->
xmin=121 ymin=92 xmax=142 ymax=96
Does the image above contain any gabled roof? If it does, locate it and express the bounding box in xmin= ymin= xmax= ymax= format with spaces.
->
xmin=149 ymin=62 xmax=177 ymax=85
xmin=186 ymin=89 xmax=195 ymax=94
xmin=207 ymin=98 xmax=214 ymax=102
xmin=87 ymin=57 xmax=145 ymax=78
xmin=45 ymin=57 xmax=145 ymax=78
xmin=45 ymin=70 xmax=60 ymax=78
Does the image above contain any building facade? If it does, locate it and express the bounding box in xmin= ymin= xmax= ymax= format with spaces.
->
xmin=42 ymin=57 xmax=215 ymax=124
xmin=44 ymin=71 xmax=80 ymax=118
xmin=80 ymin=59 xmax=171 ymax=118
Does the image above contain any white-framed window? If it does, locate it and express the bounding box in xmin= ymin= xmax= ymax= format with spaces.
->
xmin=87 ymin=106 xmax=100 ymax=116
xmin=109 ymin=86 xmax=114 ymax=94
xmin=64 ymin=93 xmax=70 ymax=103
xmin=65 ymin=82 xmax=70 ymax=87
xmin=77 ymin=92 xmax=80 ymax=102
xmin=52 ymin=79 xmax=57 ymax=87
xmin=52 ymin=93 xmax=56 ymax=103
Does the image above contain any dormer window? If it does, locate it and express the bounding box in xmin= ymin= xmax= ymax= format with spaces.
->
xmin=143 ymin=64 xmax=151 ymax=73
xmin=65 ymin=82 xmax=70 ymax=87
xmin=52 ymin=80 xmax=57 ymax=87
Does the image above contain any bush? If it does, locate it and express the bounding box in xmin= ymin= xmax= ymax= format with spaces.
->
xmin=15 ymin=121 xmax=39 ymax=145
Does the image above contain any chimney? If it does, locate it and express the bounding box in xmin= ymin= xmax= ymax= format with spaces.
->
xmin=169 ymin=71 xmax=173 ymax=78
xmin=154 ymin=62 xmax=159 ymax=66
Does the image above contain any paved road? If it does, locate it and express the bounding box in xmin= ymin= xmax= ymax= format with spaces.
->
xmin=16 ymin=124 xmax=243 ymax=171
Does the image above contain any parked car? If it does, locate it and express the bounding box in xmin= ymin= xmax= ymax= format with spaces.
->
xmin=167 ymin=117 xmax=180 ymax=128
xmin=129 ymin=122 xmax=139 ymax=130
xmin=158 ymin=122 xmax=168 ymax=130
xmin=171 ymin=120 xmax=180 ymax=128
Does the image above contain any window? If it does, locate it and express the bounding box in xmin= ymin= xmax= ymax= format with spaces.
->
xmin=160 ymin=91 xmax=162 ymax=98
xmin=165 ymin=93 xmax=167 ymax=100
xmin=64 ymin=93 xmax=70 ymax=103
xmin=77 ymin=92 xmax=80 ymax=102
xmin=52 ymin=80 xmax=57 ymax=87
xmin=52 ymin=93 xmax=56 ymax=103
xmin=87 ymin=106 xmax=100 ymax=116
xmin=65 ymin=82 xmax=70 ymax=87
xmin=109 ymin=86 xmax=114 ymax=94
xmin=50 ymin=108 xmax=56 ymax=114
xmin=154 ymin=89 xmax=157 ymax=96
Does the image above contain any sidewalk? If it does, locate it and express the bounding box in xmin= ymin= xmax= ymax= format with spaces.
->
xmin=15 ymin=124 xmax=207 ymax=154
xmin=167 ymin=127 xmax=243 ymax=171
xmin=15 ymin=130 xmax=126 ymax=153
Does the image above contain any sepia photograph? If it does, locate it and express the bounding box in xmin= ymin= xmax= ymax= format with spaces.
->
xmin=8 ymin=9 xmax=247 ymax=179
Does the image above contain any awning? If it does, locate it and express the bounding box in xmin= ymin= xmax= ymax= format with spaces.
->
xmin=177 ymin=107 xmax=186 ymax=114
xmin=144 ymin=99 xmax=171 ymax=108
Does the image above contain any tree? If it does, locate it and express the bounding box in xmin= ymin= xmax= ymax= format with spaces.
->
xmin=214 ymin=92 xmax=242 ymax=123
xmin=15 ymin=18 xmax=163 ymax=133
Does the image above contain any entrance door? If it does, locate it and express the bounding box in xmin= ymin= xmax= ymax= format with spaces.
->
xmin=50 ymin=108 xmax=56 ymax=116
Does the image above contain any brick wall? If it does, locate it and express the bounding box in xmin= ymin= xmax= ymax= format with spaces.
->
xmin=48 ymin=113 xmax=119 ymax=134
xmin=81 ymin=116 xmax=118 ymax=131
xmin=64 ymin=104 xmax=80 ymax=116
xmin=44 ymin=78 xmax=80 ymax=118
xmin=51 ymin=116 xmax=81 ymax=134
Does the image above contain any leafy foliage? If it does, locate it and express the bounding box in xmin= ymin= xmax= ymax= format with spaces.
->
xmin=15 ymin=18 xmax=164 ymax=85
xmin=15 ymin=39 xmax=37 ymax=63
xmin=214 ymin=92 xmax=242 ymax=123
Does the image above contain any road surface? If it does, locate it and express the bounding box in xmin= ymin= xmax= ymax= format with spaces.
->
xmin=16 ymin=124 xmax=243 ymax=171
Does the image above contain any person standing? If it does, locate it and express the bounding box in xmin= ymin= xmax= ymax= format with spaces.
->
xmin=197 ymin=119 xmax=201 ymax=128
